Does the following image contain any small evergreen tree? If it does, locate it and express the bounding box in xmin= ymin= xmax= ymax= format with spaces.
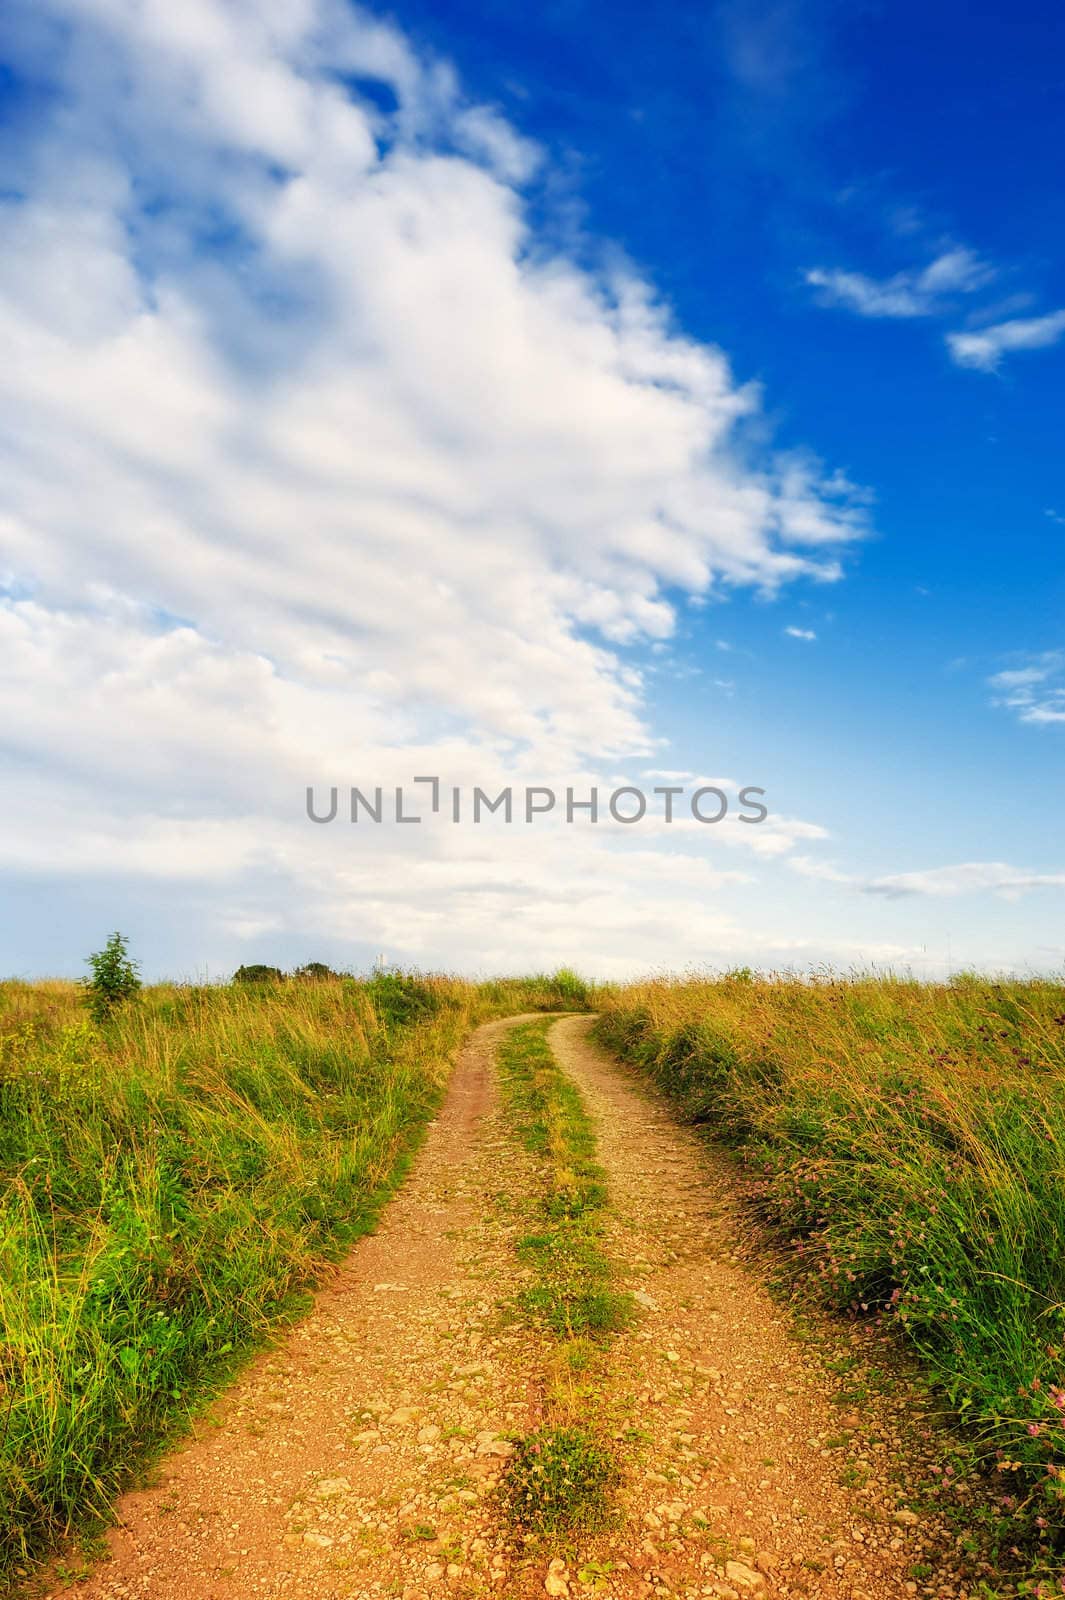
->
xmin=84 ymin=931 xmax=142 ymax=1022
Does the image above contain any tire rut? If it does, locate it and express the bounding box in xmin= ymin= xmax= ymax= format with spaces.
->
xmin=59 ymin=1015 xmax=543 ymax=1600
xmin=545 ymin=1015 xmax=967 ymax=1600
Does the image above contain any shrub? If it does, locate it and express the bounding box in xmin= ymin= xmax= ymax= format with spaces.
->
xmin=292 ymin=961 xmax=338 ymax=980
xmin=83 ymin=932 xmax=141 ymax=1023
xmin=232 ymin=964 xmax=285 ymax=985
xmin=366 ymin=970 xmax=442 ymax=1028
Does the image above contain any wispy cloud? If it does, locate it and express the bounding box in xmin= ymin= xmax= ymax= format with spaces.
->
xmin=988 ymin=653 xmax=1065 ymax=724
xmin=784 ymin=625 xmax=816 ymax=641
xmin=793 ymin=855 xmax=1065 ymax=900
xmin=864 ymin=863 xmax=1065 ymax=900
xmin=806 ymin=247 xmax=994 ymax=319
xmin=807 ymin=231 xmax=1065 ymax=374
xmin=947 ymin=310 xmax=1065 ymax=371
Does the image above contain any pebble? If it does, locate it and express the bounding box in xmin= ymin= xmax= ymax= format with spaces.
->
xmin=388 ymin=1405 xmax=420 ymax=1425
xmin=724 ymin=1561 xmax=766 ymax=1592
xmin=314 ymin=1475 xmax=351 ymax=1499
xmin=545 ymin=1556 xmax=570 ymax=1595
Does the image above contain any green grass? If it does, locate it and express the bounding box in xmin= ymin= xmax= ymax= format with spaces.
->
xmin=496 ymin=1021 xmax=630 ymax=1342
xmin=593 ymin=972 xmax=1065 ymax=1541
xmin=497 ymin=1425 xmax=618 ymax=1534
xmin=0 ymin=970 xmax=588 ymax=1586
xmin=494 ymin=1020 xmax=629 ymax=1536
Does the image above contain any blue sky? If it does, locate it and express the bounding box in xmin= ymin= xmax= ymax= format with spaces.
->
xmin=0 ymin=0 xmax=1062 ymax=979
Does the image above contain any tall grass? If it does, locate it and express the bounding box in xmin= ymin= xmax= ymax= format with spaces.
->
xmin=594 ymin=974 xmax=1065 ymax=1531
xmin=0 ymin=970 xmax=585 ymax=1581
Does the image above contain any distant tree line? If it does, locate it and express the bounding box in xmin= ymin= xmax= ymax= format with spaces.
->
xmin=232 ymin=961 xmax=340 ymax=984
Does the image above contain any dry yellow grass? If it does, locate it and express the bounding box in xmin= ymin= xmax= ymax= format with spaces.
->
xmin=594 ymin=972 xmax=1065 ymax=1543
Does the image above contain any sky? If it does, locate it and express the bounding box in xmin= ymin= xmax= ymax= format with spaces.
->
xmin=0 ymin=0 xmax=1063 ymax=981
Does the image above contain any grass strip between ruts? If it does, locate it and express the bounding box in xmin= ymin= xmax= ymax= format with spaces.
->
xmin=494 ymin=1019 xmax=632 ymax=1537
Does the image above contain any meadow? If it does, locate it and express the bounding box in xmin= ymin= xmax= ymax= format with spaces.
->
xmin=8 ymin=962 xmax=1065 ymax=1585
xmin=594 ymin=973 xmax=1065 ymax=1537
xmin=0 ymin=967 xmax=584 ymax=1583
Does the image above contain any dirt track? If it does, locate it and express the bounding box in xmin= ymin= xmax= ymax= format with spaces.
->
xmin=545 ymin=1016 xmax=962 ymax=1600
xmin=57 ymin=1016 xmax=965 ymax=1600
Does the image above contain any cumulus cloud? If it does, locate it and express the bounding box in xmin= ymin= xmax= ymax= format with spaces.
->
xmin=805 ymin=247 xmax=994 ymax=319
xmin=784 ymin=625 xmax=816 ymax=641
xmin=0 ymin=0 xmax=883 ymax=974
xmin=1 ymin=0 xmax=867 ymax=756
xmin=946 ymin=310 xmax=1065 ymax=371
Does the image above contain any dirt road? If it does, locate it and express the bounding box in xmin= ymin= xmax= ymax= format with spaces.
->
xmin=59 ymin=1015 xmax=966 ymax=1600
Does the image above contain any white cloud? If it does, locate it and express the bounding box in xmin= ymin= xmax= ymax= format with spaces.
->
xmin=806 ymin=247 xmax=994 ymax=319
xmin=988 ymin=652 xmax=1065 ymax=725
xmin=0 ymin=0 xmax=868 ymax=761
xmin=865 ymin=864 xmax=1065 ymax=900
xmin=917 ymin=249 xmax=993 ymax=294
xmin=0 ymin=587 xmax=858 ymax=974
xmin=792 ymin=855 xmax=1065 ymax=901
xmin=0 ymin=0 xmax=883 ymax=975
xmin=784 ymin=625 xmax=816 ymax=641
xmin=947 ymin=310 xmax=1065 ymax=371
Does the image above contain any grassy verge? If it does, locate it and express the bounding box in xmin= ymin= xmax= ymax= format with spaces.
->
xmin=0 ymin=970 xmax=586 ymax=1585
xmin=494 ymin=1020 xmax=629 ymax=1535
xmin=593 ymin=973 xmax=1065 ymax=1554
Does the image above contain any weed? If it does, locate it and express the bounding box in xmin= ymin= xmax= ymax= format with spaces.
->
xmin=578 ymin=1558 xmax=616 ymax=1588
xmin=838 ymin=1465 xmax=870 ymax=1488
xmin=497 ymin=1426 xmax=618 ymax=1533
